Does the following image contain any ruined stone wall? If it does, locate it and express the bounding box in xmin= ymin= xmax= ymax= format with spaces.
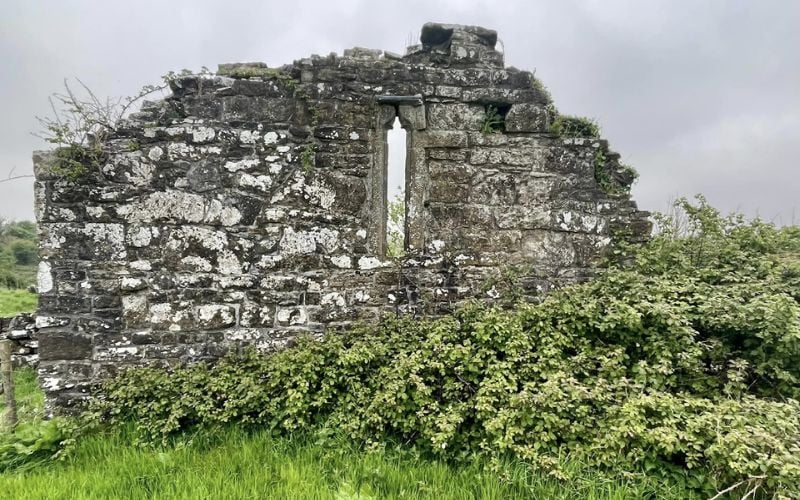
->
xmin=33 ymin=23 xmax=650 ymax=410
xmin=0 ymin=314 xmax=38 ymax=368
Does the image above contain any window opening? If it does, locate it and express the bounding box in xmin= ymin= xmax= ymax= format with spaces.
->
xmin=480 ymin=102 xmax=511 ymax=134
xmin=386 ymin=116 xmax=407 ymax=258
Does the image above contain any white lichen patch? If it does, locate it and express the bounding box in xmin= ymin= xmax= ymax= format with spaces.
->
xmin=205 ymin=200 xmax=242 ymax=226
xmin=429 ymin=239 xmax=446 ymax=253
xmin=148 ymin=303 xmax=172 ymax=323
xmin=263 ymin=131 xmax=279 ymax=145
xmin=181 ymin=256 xmax=213 ymax=272
xmin=276 ymin=307 xmax=307 ymax=326
xmin=148 ymin=303 xmax=191 ymax=331
xmin=358 ymin=256 xmax=384 ymax=270
xmin=130 ymin=260 xmax=152 ymax=271
xmin=224 ymin=328 xmax=266 ymax=341
xmin=595 ymin=236 xmax=612 ymax=248
xmin=197 ymin=304 xmax=235 ymax=325
xmin=165 ymin=126 xmax=186 ymax=136
xmin=223 ymin=158 xmax=260 ymax=172
xmin=37 ymin=261 xmax=53 ymax=293
xmin=127 ymin=226 xmax=153 ymax=247
xmin=257 ymin=255 xmax=283 ymax=269
xmin=57 ymin=208 xmax=76 ymax=221
xmin=167 ymin=226 xmax=228 ymax=252
xmin=239 ymin=130 xmax=260 ymax=144
xmin=349 ymin=131 xmax=360 ymax=140
xmin=330 ymin=255 xmax=352 ymax=268
xmin=303 ymin=178 xmax=336 ymax=209
xmin=101 ymin=346 xmax=140 ymax=359
xmin=238 ymin=173 xmax=273 ymax=192
xmin=42 ymin=377 xmax=65 ymax=391
xmin=167 ymin=142 xmax=195 ymax=160
xmin=147 ymin=146 xmax=164 ymax=162
xmin=35 ymin=316 xmax=68 ymax=328
xmin=122 ymin=294 xmax=147 ymax=320
xmin=321 ymin=292 xmax=346 ymax=308
xmin=120 ymin=277 xmax=145 ymax=291
xmin=84 ymin=223 xmax=126 ymax=259
xmin=118 ymin=190 xmax=205 ymax=224
xmin=280 ymin=227 xmax=340 ymax=256
xmin=262 ymin=208 xmax=286 ymax=222
xmin=86 ymin=206 xmax=105 ymax=219
xmin=218 ymin=251 xmax=243 ymax=275
xmin=191 ymin=127 xmax=216 ymax=143
xmin=220 ymin=206 xmax=242 ymax=226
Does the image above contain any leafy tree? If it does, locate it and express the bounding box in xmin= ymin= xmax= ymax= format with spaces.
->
xmin=4 ymin=221 xmax=35 ymax=241
xmin=10 ymin=240 xmax=37 ymax=266
xmin=0 ymin=220 xmax=39 ymax=288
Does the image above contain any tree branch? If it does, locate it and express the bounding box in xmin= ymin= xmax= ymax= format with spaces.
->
xmin=709 ymin=476 xmax=766 ymax=500
xmin=0 ymin=175 xmax=34 ymax=184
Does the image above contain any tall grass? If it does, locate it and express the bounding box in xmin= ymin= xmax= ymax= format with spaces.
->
xmin=0 ymin=367 xmax=43 ymax=425
xmin=0 ymin=369 xmax=697 ymax=499
xmin=1 ymin=425 xmax=697 ymax=499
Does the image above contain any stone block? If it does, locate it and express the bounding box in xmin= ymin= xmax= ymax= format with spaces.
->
xmin=505 ymin=103 xmax=550 ymax=132
xmin=39 ymin=333 xmax=92 ymax=361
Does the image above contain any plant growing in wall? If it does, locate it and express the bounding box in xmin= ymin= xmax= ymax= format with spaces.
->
xmin=35 ymin=70 xmax=207 ymax=181
xmin=550 ymin=115 xmax=601 ymax=138
xmin=594 ymin=150 xmax=639 ymax=195
xmin=300 ymin=143 xmax=317 ymax=173
xmin=479 ymin=105 xmax=505 ymax=134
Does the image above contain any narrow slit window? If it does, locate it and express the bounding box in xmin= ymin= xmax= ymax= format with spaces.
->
xmin=386 ymin=117 xmax=407 ymax=258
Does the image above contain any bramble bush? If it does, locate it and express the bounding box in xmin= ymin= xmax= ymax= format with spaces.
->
xmin=70 ymin=198 xmax=800 ymax=497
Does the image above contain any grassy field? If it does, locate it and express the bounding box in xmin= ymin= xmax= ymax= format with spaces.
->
xmin=0 ymin=287 xmax=37 ymax=317
xmin=0 ymin=369 xmax=697 ymax=500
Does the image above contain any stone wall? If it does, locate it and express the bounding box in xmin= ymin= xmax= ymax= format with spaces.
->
xmin=0 ymin=314 xmax=38 ymax=368
xmin=33 ymin=23 xmax=650 ymax=410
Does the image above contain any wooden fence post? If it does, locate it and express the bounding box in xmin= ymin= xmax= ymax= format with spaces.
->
xmin=0 ymin=339 xmax=17 ymax=429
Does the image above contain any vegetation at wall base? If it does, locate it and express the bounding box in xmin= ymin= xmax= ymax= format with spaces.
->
xmin=3 ymin=196 xmax=800 ymax=498
xmin=0 ymin=410 xmax=698 ymax=499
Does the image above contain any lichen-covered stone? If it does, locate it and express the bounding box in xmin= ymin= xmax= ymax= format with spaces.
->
xmin=33 ymin=22 xmax=650 ymax=412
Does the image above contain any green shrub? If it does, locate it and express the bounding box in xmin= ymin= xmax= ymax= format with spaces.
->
xmin=86 ymin=198 xmax=800 ymax=497
xmin=550 ymin=115 xmax=600 ymax=138
xmin=10 ymin=240 xmax=37 ymax=266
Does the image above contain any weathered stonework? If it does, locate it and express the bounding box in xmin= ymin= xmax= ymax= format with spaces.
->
xmin=33 ymin=23 xmax=650 ymax=411
xmin=0 ymin=314 xmax=38 ymax=368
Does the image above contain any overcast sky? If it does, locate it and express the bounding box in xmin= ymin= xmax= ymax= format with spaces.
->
xmin=1 ymin=0 xmax=798 ymax=223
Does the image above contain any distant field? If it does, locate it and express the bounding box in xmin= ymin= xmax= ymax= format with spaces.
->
xmin=0 ymin=288 xmax=37 ymax=317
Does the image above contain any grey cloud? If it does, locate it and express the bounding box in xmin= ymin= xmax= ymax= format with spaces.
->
xmin=1 ymin=0 xmax=797 ymax=221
